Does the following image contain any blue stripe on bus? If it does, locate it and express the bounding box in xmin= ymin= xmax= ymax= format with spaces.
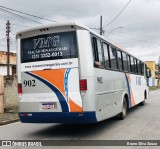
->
xmin=26 ymin=72 xmax=69 ymax=112
xmin=125 ymin=73 xmax=132 ymax=108
xmin=64 ymin=68 xmax=71 ymax=102
xmin=19 ymin=112 xmax=97 ymax=124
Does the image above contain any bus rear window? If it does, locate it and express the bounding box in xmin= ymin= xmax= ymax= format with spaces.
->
xmin=21 ymin=31 xmax=77 ymax=63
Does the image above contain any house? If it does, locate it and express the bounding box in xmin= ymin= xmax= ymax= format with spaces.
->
xmin=155 ymin=58 xmax=160 ymax=86
xmin=145 ymin=61 xmax=156 ymax=86
xmin=0 ymin=51 xmax=16 ymax=76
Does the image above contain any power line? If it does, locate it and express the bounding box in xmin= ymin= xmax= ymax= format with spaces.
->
xmin=0 ymin=7 xmax=43 ymax=24
xmin=103 ymin=0 xmax=132 ymax=28
xmin=12 ymin=24 xmax=33 ymax=27
xmin=0 ymin=7 xmax=42 ymax=24
xmin=89 ymin=27 xmax=100 ymax=30
xmin=0 ymin=5 xmax=57 ymax=23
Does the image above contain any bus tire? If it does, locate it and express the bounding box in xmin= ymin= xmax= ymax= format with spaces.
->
xmin=140 ymin=91 xmax=146 ymax=106
xmin=140 ymin=99 xmax=145 ymax=106
xmin=119 ymin=97 xmax=127 ymax=120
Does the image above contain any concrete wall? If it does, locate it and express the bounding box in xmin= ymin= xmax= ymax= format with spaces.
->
xmin=0 ymin=51 xmax=16 ymax=65
xmin=155 ymin=79 xmax=158 ymax=86
xmin=4 ymin=76 xmax=18 ymax=111
xmin=0 ymin=76 xmax=4 ymax=113
xmin=149 ymin=78 xmax=153 ymax=87
xmin=148 ymin=77 xmax=159 ymax=87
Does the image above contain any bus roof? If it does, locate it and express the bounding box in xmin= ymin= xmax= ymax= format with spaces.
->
xmin=16 ymin=22 xmax=125 ymax=49
xmin=16 ymin=22 xmax=88 ymax=35
xmin=16 ymin=22 xmax=143 ymax=62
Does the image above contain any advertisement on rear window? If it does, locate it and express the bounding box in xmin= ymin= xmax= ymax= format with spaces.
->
xmin=21 ymin=31 xmax=77 ymax=63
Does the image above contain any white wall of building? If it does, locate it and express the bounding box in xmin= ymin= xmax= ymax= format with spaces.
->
xmin=0 ymin=66 xmax=12 ymax=76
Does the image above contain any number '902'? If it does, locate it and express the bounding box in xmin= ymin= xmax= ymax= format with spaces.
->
xmin=23 ymin=80 xmax=36 ymax=87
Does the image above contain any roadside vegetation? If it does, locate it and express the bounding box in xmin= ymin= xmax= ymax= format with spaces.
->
xmin=149 ymin=86 xmax=160 ymax=91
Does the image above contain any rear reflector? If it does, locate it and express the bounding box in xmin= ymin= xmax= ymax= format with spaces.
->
xmin=18 ymin=83 xmax=22 ymax=94
xmin=20 ymin=113 xmax=28 ymax=116
xmin=20 ymin=113 xmax=32 ymax=116
xmin=80 ymin=79 xmax=87 ymax=91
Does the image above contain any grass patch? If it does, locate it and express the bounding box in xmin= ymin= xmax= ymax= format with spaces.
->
xmin=149 ymin=86 xmax=160 ymax=91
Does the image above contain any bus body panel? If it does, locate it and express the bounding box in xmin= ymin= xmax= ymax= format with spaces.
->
xmin=17 ymin=37 xmax=21 ymax=84
xmin=94 ymin=70 xmax=148 ymax=121
xmin=20 ymin=67 xmax=82 ymax=113
xmin=94 ymin=68 xmax=127 ymax=121
xmin=126 ymin=73 xmax=148 ymax=107
xmin=76 ymin=30 xmax=95 ymax=112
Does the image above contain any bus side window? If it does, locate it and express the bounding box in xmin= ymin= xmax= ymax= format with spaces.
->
xmin=92 ymin=37 xmax=99 ymax=62
xmin=137 ymin=60 xmax=140 ymax=75
xmin=108 ymin=45 xmax=118 ymax=70
xmin=103 ymin=43 xmax=110 ymax=68
xmin=140 ymin=61 xmax=144 ymax=76
xmin=130 ymin=57 xmax=135 ymax=73
xmin=139 ymin=61 xmax=142 ymax=75
xmin=145 ymin=64 xmax=148 ymax=77
xmin=117 ymin=50 xmax=123 ymax=71
xmin=128 ymin=55 xmax=131 ymax=72
xmin=134 ymin=59 xmax=138 ymax=74
xmin=142 ymin=62 xmax=144 ymax=76
xmin=123 ymin=53 xmax=128 ymax=72
xmin=92 ymin=37 xmax=104 ymax=68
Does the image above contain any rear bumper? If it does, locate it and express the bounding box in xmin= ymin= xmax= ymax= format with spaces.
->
xmin=19 ymin=112 xmax=97 ymax=124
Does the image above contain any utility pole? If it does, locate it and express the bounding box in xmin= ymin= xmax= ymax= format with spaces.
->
xmin=6 ymin=20 xmax=11 ymax=79
xmin=100 ymin=15 xmax=103 ymax=35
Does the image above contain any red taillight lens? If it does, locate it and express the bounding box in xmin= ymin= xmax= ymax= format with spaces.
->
xmin=80 ymin=79 xmax=87 ymax=91
xmin=18 ymin=83 xmax=22 ymax=94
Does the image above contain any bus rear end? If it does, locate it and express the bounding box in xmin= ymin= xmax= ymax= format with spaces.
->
xmin=17 ymin=24 xmax=96 ymax=123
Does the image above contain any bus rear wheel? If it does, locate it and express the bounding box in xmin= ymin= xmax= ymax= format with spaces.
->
xmin=140 ymin=99 xmax=145 ymax=106
xmin=119 ymin=98 xmax=127 ymax=120
xmin=140 ymin=91 xmax=146 ymax=106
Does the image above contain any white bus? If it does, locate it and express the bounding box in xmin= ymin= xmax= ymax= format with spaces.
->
xmin=16 ymin=23 xmax=151 ymax=123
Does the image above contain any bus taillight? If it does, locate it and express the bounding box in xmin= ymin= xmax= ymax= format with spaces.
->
xmin=80 ymin=79 xmax=87 ymax=91
xmin=18 ymin=83 xmax=22 ymax=94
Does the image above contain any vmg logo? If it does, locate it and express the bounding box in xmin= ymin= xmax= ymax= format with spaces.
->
xmin=33 ymin=36 xmax=59 ymax=49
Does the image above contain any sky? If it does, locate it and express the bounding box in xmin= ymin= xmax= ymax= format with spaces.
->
xmin=0 ymin=0 xmax=160 ymax=63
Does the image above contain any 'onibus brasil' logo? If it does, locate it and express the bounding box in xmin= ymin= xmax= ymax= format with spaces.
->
xmin=33 ymin=36 xmax=60 ymax=49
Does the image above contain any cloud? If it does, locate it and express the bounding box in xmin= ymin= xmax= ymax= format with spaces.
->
xmin=0 ymin=0 xmax=159 ymax=63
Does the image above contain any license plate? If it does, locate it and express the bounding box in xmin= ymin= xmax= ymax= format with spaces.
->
xmin=41 ymin=103 xmax=56 ymax=109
